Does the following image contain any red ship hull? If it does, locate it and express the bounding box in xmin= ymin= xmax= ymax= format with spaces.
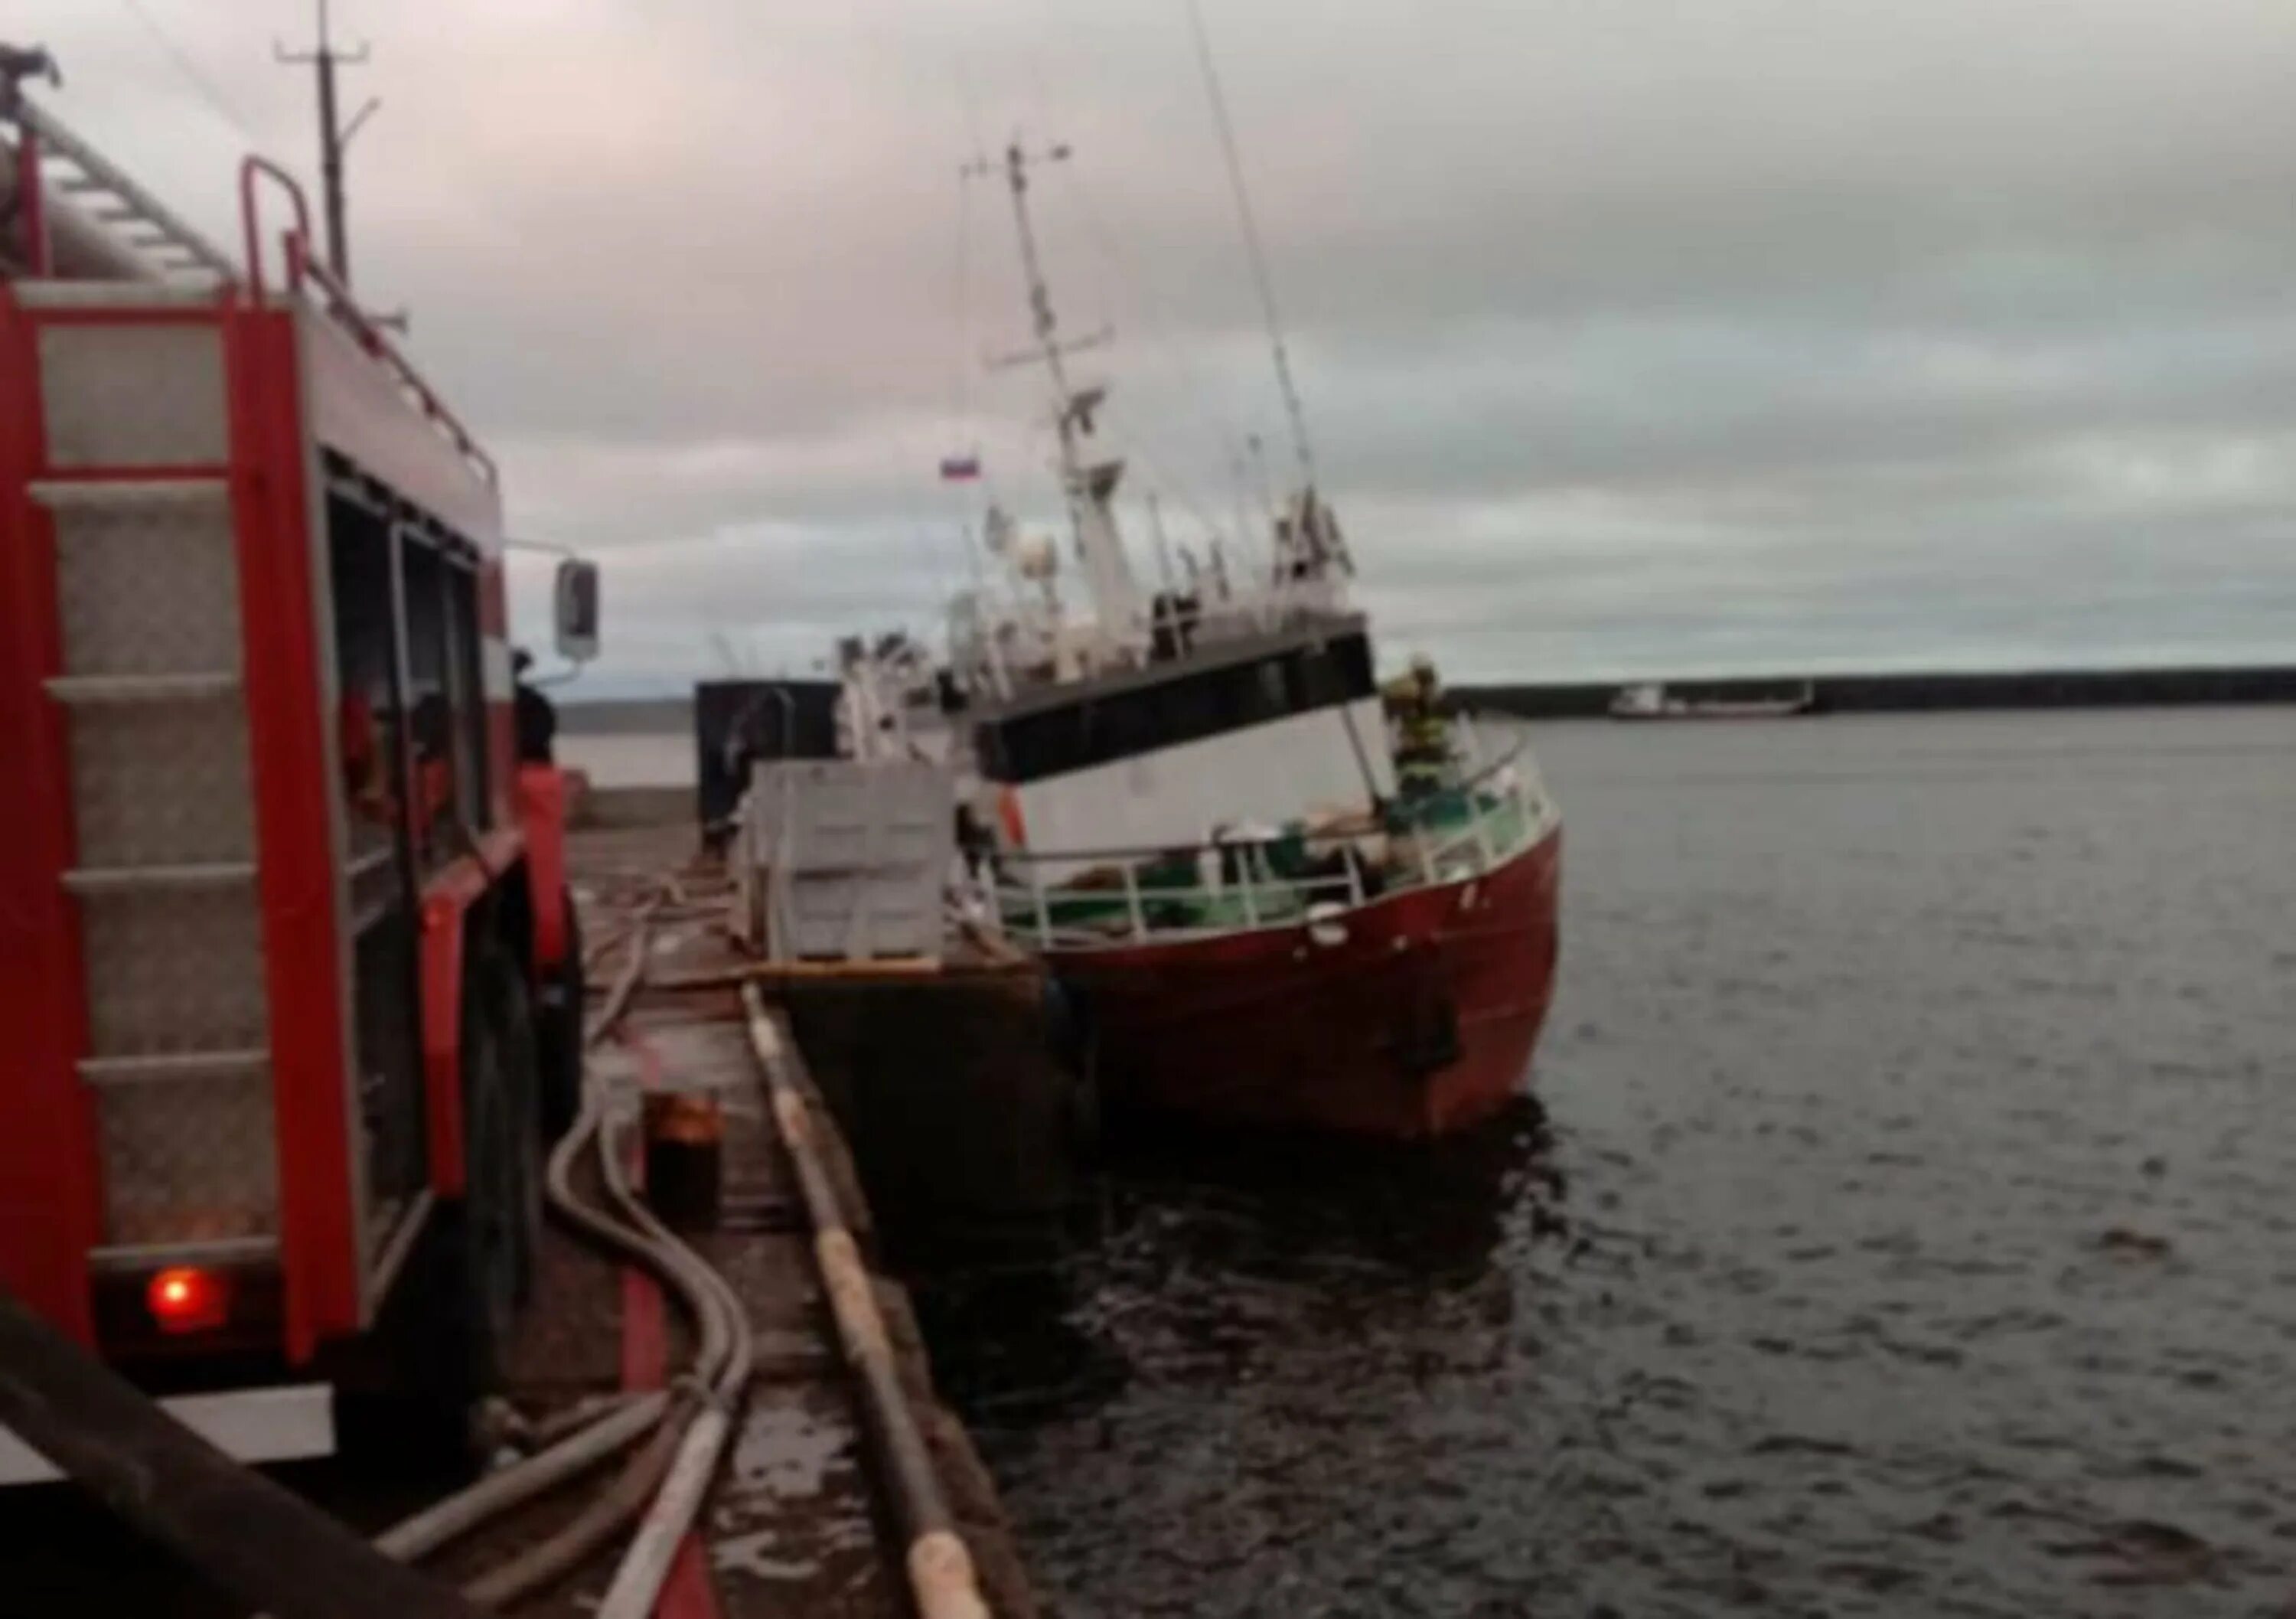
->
xmin=1049 ymin=824 xmax=1561 ymax=1139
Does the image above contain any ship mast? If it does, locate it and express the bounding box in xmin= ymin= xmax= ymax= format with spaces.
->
xmin=972 ymin=140 xmax=1142 ymax=661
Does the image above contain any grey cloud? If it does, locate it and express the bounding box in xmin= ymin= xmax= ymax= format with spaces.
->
xmin=20 ymin=0 xmax=2296 ymax=690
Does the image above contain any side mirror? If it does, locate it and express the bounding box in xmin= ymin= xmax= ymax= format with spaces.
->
xmin=553 ymin=558 xmax=599 ymax=663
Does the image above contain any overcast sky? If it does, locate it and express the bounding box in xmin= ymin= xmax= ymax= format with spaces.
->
xmin=20 ymin=0 xmax=2296 ymax=688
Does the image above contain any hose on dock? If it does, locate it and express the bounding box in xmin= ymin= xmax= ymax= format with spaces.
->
xmin=739 ymin=984 xmax=992 ymax=1619
xmin=489 ymin=889 xmax=753 ymax=1614
xmin=373 ymin=886 xmax=755 ymax=1612
xmin=367 ymin=891 xmax=684 ymax=1589
xmin=588 ymin=1015 xmax=754 ymax=1619
xmin=373 ymin=1389 xmax=672 ymax=1565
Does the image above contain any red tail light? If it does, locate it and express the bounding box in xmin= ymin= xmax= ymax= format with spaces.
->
xmin=146 ymin=1267 xmax=230 ymax=1334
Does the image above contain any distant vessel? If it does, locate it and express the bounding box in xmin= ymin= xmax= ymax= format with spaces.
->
xmin=842 ymin=140 xmax=1561 ymax=1139
xmin=1610 ymin=681 xmax=1816 ymax=720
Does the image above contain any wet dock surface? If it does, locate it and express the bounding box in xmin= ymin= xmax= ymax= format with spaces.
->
xmin=1 ymin=814 xmax=1032 ymax=1619
xmin=446 ymin=816 xmax=1035 ymax=1618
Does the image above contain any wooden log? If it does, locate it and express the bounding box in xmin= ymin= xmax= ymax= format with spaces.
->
xmin=0 ymin=1290 xmax=481 ymax=1619
xmin=648 ymin=957 xmax=945 ymax=991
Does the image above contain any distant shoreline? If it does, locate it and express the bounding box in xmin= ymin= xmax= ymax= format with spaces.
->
xmin=1453 ymin=664 xmax=2296 ymax=719
xmin=559 ymin=697 xmax=695 ymax=736
xmin=559 ymin=662 xmax=2296 ymax=735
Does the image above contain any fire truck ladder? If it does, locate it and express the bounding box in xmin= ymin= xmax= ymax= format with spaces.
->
xmin=38 ymin=472 xmax=281 ymax=1271
xmin=12 ymin=86 xmax=277 ymax=1267
xmin=7 ymin=90 xmax=236 ymax=285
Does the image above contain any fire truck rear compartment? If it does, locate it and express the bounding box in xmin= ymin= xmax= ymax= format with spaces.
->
xmin=10 ymin=283 xmax=533 ymax=1384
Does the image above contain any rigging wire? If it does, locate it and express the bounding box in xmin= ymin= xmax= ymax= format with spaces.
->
xmin=1017 ymin=0 xmax=1262 ymax=531
xmin=1049 ymin=163 xmax=1254 ymax=491
xmin=946 ymin=159 xmax=993 ymax=604
xmin=992 ymin=0 xmax=1250 ymax=533
xmin=1015 ymin=0 xmax=1300 ymax=581
xmin=950 ymin=168 xmax=975 ymax=454
xmin=816 ymin=1 xmax=982 ymax=639
xmin=1183 ymin=0 xmax=1318 ymax=491
xmin=942 ymin=0 xmax=1273 ymax=612
xmin=940 ymin=58 xmax=1024 ymax=637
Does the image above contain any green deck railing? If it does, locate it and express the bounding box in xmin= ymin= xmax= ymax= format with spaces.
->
xmin=989 ymin=736 xmax=1553 ymax=951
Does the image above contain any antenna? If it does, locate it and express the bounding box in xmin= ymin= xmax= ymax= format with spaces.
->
xmin=275 ymin=0 xmax=374 ymax=284
xmin=1185 ymin=0 xmax=1316 ymax=491
xmin=968 ymin=142 xmax=1098 ymax=432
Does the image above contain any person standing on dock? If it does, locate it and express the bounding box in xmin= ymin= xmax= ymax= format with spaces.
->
xmin=514 ymin=648 xmax=556 ymax=765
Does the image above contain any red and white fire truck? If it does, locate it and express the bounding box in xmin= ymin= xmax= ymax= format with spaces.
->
xmin=0 ymin=64 xmax=596 ymax=1479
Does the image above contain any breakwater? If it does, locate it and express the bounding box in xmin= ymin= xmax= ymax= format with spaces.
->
xmin=1456 ymin=663 xmax=2296 ymax=719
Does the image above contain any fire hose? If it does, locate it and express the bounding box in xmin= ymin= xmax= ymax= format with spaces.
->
xmin=372 ymin=887 xmax=755 ymax=1613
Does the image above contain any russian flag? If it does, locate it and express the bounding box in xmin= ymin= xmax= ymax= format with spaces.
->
xmin=939 ymin=453 xmax=982 ymax=481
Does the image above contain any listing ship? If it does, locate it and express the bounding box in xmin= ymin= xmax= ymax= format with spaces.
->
xmin=846 ymin=144 xmax=1562 ymax=1139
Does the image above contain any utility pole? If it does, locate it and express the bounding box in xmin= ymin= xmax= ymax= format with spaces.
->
xmin=276 ymin=0 xmax=375 ymax=286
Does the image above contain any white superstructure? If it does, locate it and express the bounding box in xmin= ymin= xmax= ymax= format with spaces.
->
xmin=905 ymin=142 xmax=1381 ymax=876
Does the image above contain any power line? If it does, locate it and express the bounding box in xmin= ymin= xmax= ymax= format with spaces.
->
xmin=1051 ymin=162 xmax=1258 ymax=495
xmin=115 ymin=0 xmax=261 ymax=145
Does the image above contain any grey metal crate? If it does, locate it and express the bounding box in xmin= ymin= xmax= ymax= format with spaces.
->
xmin=746 ymin=760 xmax=952 ymax=962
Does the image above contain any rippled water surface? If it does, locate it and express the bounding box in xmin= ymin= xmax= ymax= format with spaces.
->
xmin=923 ymin=708 xmax=2296 ymax=1617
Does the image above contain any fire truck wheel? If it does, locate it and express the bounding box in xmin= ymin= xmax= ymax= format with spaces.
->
xmin=536 ymin=894 xmax=585 ymax=1141
xmin=445 ymin=960 xmax=525 ymax=1393
xmin=481 ymin=948 xmax=546 ymax=1305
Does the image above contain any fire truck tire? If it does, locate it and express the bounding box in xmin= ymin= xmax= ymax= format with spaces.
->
xmin=536 ymin=893 xmax=585 ymax=1141
xmin=438 ymin=952 xmax=530 ymax=1395
xmin=481 ymin=947 xmax=547 ymax=1304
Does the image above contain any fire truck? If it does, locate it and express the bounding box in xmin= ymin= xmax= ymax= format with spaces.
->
xmin=0 ymin=64 xmax=598 ymax=1478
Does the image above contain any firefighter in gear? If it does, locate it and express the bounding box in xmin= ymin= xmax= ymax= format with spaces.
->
xmin=1384 ymin=654 xmax=1452 ymax=795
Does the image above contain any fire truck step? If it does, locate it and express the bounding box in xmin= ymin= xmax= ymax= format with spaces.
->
xmin=14 ymin=280 xmax=235 ymax=310
xmin=45 ymin=672 xmax=241 ymax=704
xmin=77 ymin=1048 xmax=270 ymax=1085
xmin=63 ymin=860 xmax=256 ymax=893
xmin=88 ymin=1235 xmax=279 ymax=1271
xmin=31 ymin=475 xmax=228 ymax=510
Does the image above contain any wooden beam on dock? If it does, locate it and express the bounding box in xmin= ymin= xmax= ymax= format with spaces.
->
xmin=648 ymin=957 xmax=945 ymax=992
xmin=0 ymin=1291 xmax=481 ymax=1619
